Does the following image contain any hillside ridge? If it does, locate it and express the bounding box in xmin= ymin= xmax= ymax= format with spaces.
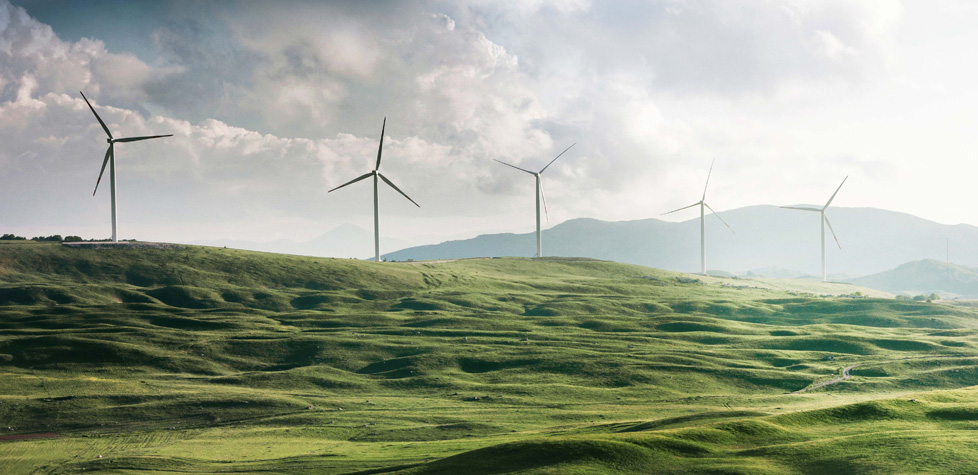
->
xmin=382 ymin=206 xmax=978 ymax=277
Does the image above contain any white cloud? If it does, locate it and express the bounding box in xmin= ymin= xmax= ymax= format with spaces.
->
xmin=0 ymin=73 xmax=44 ymax=128
xmin=0 ymin=1 xmax=180 ymax=110
xmin=811 ymin=30 xmax=859 ymax=61
xmin=0 ymin=72 xmax=494 ymax=243
xmin=209 ymin=2 xmax=557 ymax=172
xmin=14 ymin=0 xmax=978 ymax=248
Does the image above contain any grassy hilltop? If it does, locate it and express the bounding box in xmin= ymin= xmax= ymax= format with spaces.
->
xmin=3 ymin=242 xmax=978 ymax=473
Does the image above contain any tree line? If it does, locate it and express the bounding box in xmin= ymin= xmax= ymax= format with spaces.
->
xmin=2 ymin=234 xmax=85 ymax=242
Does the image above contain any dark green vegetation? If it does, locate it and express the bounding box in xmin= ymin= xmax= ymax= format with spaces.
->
xmin=3 ymin=242 xmax=978 ymax=474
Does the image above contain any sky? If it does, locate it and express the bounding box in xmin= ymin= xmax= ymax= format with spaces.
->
xmin=2 ymin=0 xmax=978 ymax=253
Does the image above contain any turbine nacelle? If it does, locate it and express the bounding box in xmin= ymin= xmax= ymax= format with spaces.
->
xmin=493 ymin=143 xmax=576 ymax=257
xmin=80 ymin=91 xmax=172 ymax=241
xmin=328 ymin=118 xmax=419 ymax=262
xmin=781 ymin=176 xmax=848 ymax=280
xmin=661 ymin=160 xmax=733 ymax=232
xmin=661 ymin=160 xmax=733 ymax=275
xmin=780 ymin=175 xmax=848 ymax=250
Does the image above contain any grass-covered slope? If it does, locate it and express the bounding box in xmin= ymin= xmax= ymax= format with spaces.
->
xmin=2 ymin=242 xmax=978 ymax=474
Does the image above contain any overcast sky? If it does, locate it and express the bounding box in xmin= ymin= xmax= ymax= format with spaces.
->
xmin=2 ymin=0 xmax=977 ymax=249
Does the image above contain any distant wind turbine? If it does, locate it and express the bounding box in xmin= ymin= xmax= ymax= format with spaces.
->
xmin=81 ymin=91 xmax=172 ymax=242
xmin=662 ymin=160 xmax=734 ymax=275
xmin=782 ymin=176 xmax=848 ymax=282
xmin=494 ymin=143 xmax=576 ymax=258
xmin=328 ymin=118 xmax=419 ymax=262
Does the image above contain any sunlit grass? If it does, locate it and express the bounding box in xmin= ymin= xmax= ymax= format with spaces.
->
xmin=2 ymin=242 xmax=978 ymax=473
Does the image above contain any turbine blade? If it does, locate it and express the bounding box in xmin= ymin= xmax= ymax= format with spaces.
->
xmin=702 ymin=159 xmax=715 ymax=201
xmin=662 ymin=201 xmax=701 ymax=215
xmin=704 ymin=202 xmax=734 ymax=234
xmin=824 ymin=213 xmax=841 ymax=249
xmin=375 ymin=117 xmax=386 ymax=170
xmin=113 ymin=134 xmax=173 ymax=143
xmin=80 ymin=91 xmax=112 ymax=139
xmin=823 ymin=175 xmax=848 ymax=209
xmin=378 ymin=172 xmax=420 ymax=207
xmin=539 ymin=143 xmax=576 ymax=174
xmin=93 ymin=144 xmax=112 ymax=196
xmin=781 ymin=205 xmax=822 ymax=212
xmin=539 ymin=178 xmax=550 ymax=223
xmin=493 ymin=159 xmax=535 ymax=175
xmin=328 ymin=171 xmax=374 ymax=193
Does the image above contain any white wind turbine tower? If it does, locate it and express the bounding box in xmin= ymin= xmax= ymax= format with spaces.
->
xmin=81 ymin=91 xmax=173 ymax=242
xmin=662 ymin=160 xmax=734 ymax=275
xmin=493 ymin=144 xmax=575 ymax=258
xmin=328 ymin=118 xmax=419 ymax=262
xmin=782 ymin=176 xmax=848 ymax=282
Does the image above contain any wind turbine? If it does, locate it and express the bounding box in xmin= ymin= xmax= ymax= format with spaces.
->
xmin=782 ymin=176 xmax=848 ymax=282
xmin=81 ymin=91 xmax=172 ymax=242
xmin=662 ymin=160 xmax=734 ymax=275
xmin=328 ymin=118 xmax=419 ymax=262
xmin=493 ymin=143 xmax=575 ymax=258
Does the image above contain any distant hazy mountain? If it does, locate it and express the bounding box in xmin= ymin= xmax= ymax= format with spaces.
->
xmin=190 ymin=224 xmax=409 ymax=259
xmin=382 ymin=206 xmax=978 ymax=277
xmin=743 ymin=266 xmax=810 ymax=279
xmin=848 ymin=259 xmax=978 ymax=298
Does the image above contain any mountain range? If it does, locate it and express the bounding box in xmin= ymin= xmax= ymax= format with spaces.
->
xmin=848 ymin=259 xmax=978 ymax=298
xmin=382 ymin=206 xmax=977 ymax=278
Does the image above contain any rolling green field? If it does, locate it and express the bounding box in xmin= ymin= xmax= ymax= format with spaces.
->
xmin=3 ymin=241 xmax=978 ymax=474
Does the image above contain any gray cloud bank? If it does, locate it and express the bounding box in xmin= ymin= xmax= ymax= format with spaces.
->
xmin=1 ymin=0 xmax=906 ymax=245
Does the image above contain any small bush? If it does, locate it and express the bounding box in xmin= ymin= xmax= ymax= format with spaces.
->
xmin=31 ymin=235 xmax=63 ymax=242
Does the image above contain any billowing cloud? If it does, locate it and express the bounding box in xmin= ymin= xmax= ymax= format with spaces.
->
xmin=14 ymin=0 xmax=970 ymax=249
xmin=0 ymin=2 xmax=182 ymax=109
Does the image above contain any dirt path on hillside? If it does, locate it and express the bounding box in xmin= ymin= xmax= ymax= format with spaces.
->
xmin=790 ymin=365 xmax=858 ymax=395
xmin=62 ymin=241 xmax=184 ymax=250
xmin=0 ymin=432 xmax=60 ymax=442
xmin=394 ymin=257 xmax=604 ymax=264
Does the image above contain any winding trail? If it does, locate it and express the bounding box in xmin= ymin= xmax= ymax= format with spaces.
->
xmin=790 ymin=365 xmax=858 ymax=395
xmin=0 ymin=432 xmax=60 ymax=442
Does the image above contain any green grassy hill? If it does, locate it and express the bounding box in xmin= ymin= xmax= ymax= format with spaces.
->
xmin=2 ymin=242 xmax=978 ymax=474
